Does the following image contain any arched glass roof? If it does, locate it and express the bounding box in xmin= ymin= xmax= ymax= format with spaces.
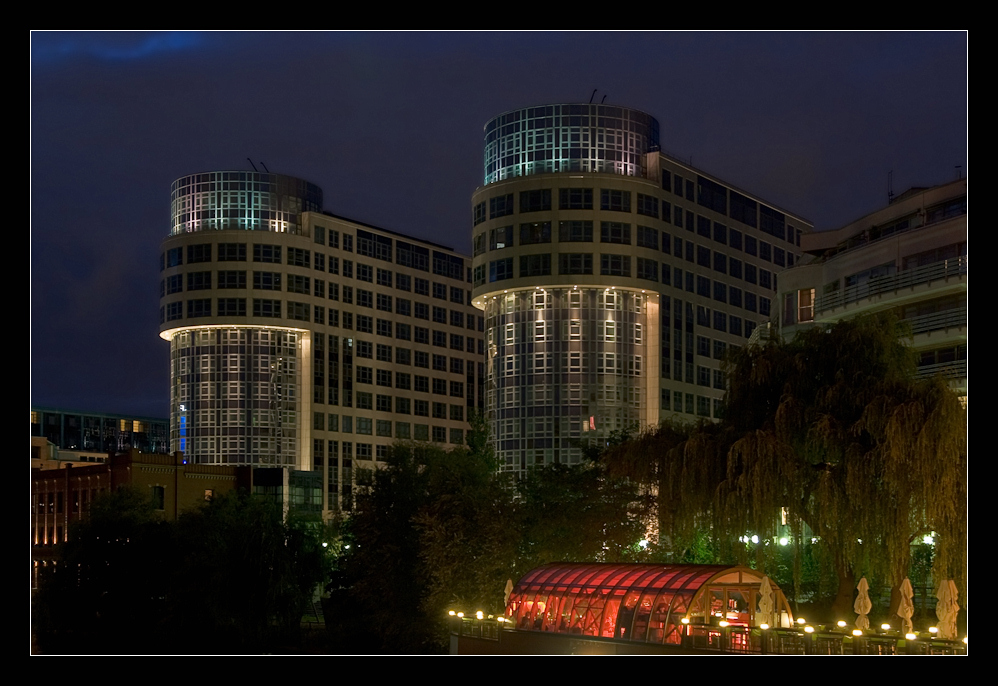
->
xmin=506 ymin=563 xmax=793 ymax=645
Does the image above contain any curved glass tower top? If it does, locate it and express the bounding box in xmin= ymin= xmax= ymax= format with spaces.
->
xmin=170 ymin=171 xmax=323 ymax=236
xmin=483 ymin=104 xmax=659 ymax=185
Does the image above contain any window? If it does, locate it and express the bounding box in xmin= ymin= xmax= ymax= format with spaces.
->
xmin=636 ymin=258 xmax=658 ymax=282
xmin=490 ymin=258 xmax=514 ymax=282
xmin=601 ymin=222 xmax=631 ymax=244
xmin=415 ymin=351 xmax=429 ymax=368
xmin=357 ymin=289 xmax=373 ymax=308
xmin=713 ymin=222 xmax=728 ymax=244
xmin=713 ymin=252 xmax=727 ymax=274
xmin=559 ymin=188 xmax=592 ymax=209
xmin=473 ymin=201 xmax=486 ymax=226
xmin=415 ymin=327 xmax=429 ymax=344
xmin=377 ymin=293 xmax=393 ymax=312
xmin=253 ymin=299 xmax=281 ymax=318
xmin=357 ymin=315 xmax=373 ymax=333
xmin=396 ymin=273 xmax=411 ymax=292
xmin=396 ymin=397 xmax=411 ymax=414
xmin=357 ymin=392 xmax=373 ymax=410
xmin=165 ymin=274 xmax=183 ymax=294
xmin=520 ymin=222 xmax=552 ymax=245
xmin=415 ymin=376 xmax=429 ymax=394
xmin=797 ymin=288 xmax=814 ymax=323
xmin=315 ymin=253 xmax=326 ymax=272
xmin=288 ymin=275 xmax=310 ymax=294
xmin=187 ymin=244 xmax=212 ymax=263
xmin=558 ymin=253 xmax=592 ymax=275
xmin=433 ymin=378 xmax=447 ymax=395
xmin=218 ymin=243 xmax=246 ymax=262
xmin=601 ymin=189 xmax=631 ymax=212
xmin=288 ymin=301 xmax=309 ymax=321
xmin=600 ymin=255 xmax=630 ymax=277
xmin=287 ymin=248 xmax=310 ymax=268
xmin=520 ymin=254 xmax=551 ymax=276
xmin=187 ymin=299 xmax=211 ymax=318
xmin=217 ymin=298 xmax=245 ymax=316
xmin=433 ymin=330 xmax=447 ymax=347
xmin=490 ymin=193 xmax=514 ymax=218
xmin=254 ymin=244 xmax=281 ymax=263
xmin=450 ymin=310 xmax=464 ymax=328
xmin=377 ymin=319 xmax=392 ymax=337
xmin=357 ymin=367 xmax=373 ymax=384
xmin=636 ymin=193 xmax=659 ymax=218
xmin=377 ymin=369 xmax=392 ymax=387
xmin=396 ymin=322 xmax=411 ymax=340
xmin=637 ymin=226 xmax=659 ymax=249
xmin=519 ymin=189 xmax=551 ymax=212
xmin=558 ymin=221 xmax=593 ymax=242
xmin=489 ymin=226 xmax=514 ymax=251
xmin=396 ymin=348 xmax=411 ymax=366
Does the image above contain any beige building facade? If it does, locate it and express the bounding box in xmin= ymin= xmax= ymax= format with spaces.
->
xmin=159 ymin=172 xmax=484 ymax=515
xmin=471 ymin=104 xmax=812 ymax=477
xmin=777 ymin=178 xmax=967 ymax=397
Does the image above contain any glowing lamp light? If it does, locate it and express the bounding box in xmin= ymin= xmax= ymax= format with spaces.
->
xmin=852 ymin=629 xmax=863 ymax=637
xmin=719 ymin=620 xmax=729 ymax=627
xmin=963 ymin=636 xmax=968 ymax=644
xmin=881 ymin=623 xmax=891 ymax=631
xmin=779 ymin=537 xmax=789 ymax=546
xmin=796 ymin=617 xmax=806 ymax=625
xmin=759 ymin=623 xmax=769 ymax=630
xmin=448 ymin=610 xmax=456 ymax=616
xmin=929 ymin=626 xmax=938 ymax=634
xmin=638 ymin=539 xmax=649 ymax=549
xmin=905 ymin=633 xmax=916 ymax=640
xmin=804 ymin=626 xmax=814 ymax=634
xmin=681 ymin=618 xmax=690 ymax=625
xmin=751 ymin=535 xmax=759 ymax=544
xmin=837 ymin=620 xmax=847 ymax=628
xmin=923 ymin=534 xmax=935 ymax=545
xmin=321 ymin=542 xmax=328 ymax=548
xmin=476 ymin=611 xmax=484 ymax=620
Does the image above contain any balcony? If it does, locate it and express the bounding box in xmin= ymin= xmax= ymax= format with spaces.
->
xmin=817 ymin=257 xmax=967 ymax=313
xmin=904 ymin=307 xmax=966 ymax=336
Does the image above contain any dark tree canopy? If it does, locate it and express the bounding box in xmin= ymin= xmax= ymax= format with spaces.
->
xmin=605 ymin=313 xmax=967 ymax=617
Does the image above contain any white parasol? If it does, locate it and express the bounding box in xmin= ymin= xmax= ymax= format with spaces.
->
xmin=935 ymin=579 xmax=959 ymax=640
xmin=757 ymin=576 xmax=775 ymax=627
xmin=854 ymin=577 xmax=872 ymax=630
xmin=898 ymin=578 xmax=915 ymax=634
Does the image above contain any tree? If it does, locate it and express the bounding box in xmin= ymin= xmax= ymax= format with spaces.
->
xmin=606 ymin=313 xmax=967 ymax=619
xmin=33 ymin=487 xmax=175 ymax=653
xmin=34 ymin=488 xmax=330 ymax=654
xmin=719 ymin=314 xmax=965 ymax=617
xmin=170 ymin=491 xmax=329 ymax=652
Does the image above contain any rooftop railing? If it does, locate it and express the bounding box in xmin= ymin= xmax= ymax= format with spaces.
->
xmin=817 ymin=257 xmax=966 ymax=313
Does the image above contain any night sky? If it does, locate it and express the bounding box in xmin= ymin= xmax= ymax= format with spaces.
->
xmin=30 ymin=31 xmax=967 ymax=419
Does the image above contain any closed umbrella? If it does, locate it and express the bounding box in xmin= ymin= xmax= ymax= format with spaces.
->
xmin=898 ymin=578 xmax=915 ymax=634
xmin=935 ymin=579 xmax=959 ymax=640
xmin=854 ymin=577 xmax=872 ymax=630
xmin=757 ymin=576 xmax=775 ymax=627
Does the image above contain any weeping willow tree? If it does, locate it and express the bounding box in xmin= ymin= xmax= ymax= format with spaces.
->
xmin=717 ymin=313 xmax=966 ymax=617
xmin=606 ymin=313 xmax=966 ymax=618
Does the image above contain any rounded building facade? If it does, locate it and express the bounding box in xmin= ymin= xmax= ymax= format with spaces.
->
xmin=160 ymin=172 xmax=321 ymax=467
xmin=472 ymin=104 xmax=809 ymax=478
xmin=160 ymin=171 xmax=486 ymax=515
xmin=473 ymin=105 xmax=664 ymax=476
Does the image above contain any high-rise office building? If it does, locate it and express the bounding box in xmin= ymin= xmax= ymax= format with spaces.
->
xmin=470 ymin=104 xmax=813 ymax=477
xmin=776 ymin=178 xmax=966 ymax=397
xmin=159 ymin=171 xmax=485 ymax=514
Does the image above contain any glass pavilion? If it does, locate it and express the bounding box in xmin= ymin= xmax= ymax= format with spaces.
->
xmin=506 ymin=563 xmax=793 ymax=645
